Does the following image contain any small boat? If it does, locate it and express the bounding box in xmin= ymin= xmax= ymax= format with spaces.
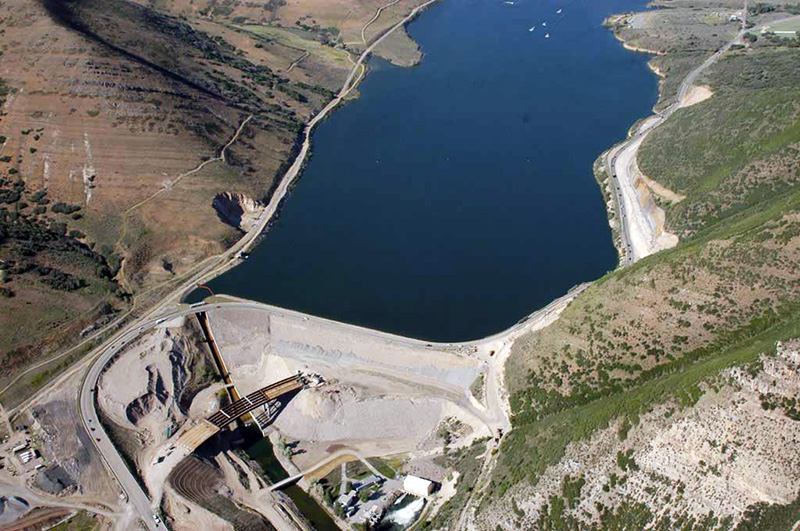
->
xmin=542 ymin=21 xmax=547 ymax=26
xmin=556 ymin=8 xmax=562 ymax=13
xmin=545 ymin=32 xmax=550 ymax=38
xmin=503 ymin=1 xmax=514 ymax=4
xmin=528 ymin=25 xmax=535 ymax=31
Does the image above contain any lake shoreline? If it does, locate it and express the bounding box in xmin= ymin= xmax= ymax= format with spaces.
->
xmin=192 ymin=0 xmax=656 ymax=341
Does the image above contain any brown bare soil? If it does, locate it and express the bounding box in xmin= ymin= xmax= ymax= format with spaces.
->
xmin=0 ymin=0 xmax=426 ymax=389
xmin=168 ymin=456 xmax=274 ymax=531
xmin=1 ymin=507 xmax=74 ymax=531
xmin=25 ymin=368 xmax=120 ymax=506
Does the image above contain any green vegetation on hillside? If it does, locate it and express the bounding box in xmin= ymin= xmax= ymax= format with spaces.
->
xmin=639 ymin=48 xmax=800 ymax=237
xmin=0 ymin=177 xmax=124 ymax=381
xmin=488 ymin=19 xmax=800 ymax=528
xmin=51 ymin=511 xmax=102 ymax=531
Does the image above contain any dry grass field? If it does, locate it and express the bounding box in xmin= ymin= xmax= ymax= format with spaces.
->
xmin=0 ymin=0 xmax=427 ymax=395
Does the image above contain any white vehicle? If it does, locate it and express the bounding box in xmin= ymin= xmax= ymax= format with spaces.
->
xmin=152 ymin=514 xmax=161 ymax=525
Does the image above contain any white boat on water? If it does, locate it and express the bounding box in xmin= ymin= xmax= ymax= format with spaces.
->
xmin=557 ymin=8 xmax=562 ymax=13
xmin=545 ymin=32 xmax=550 ymax=38
xmin=528 ymin=25 xmax=535 ymax=31
xmin=542 ymin=21 xmax=547 ymax=26
xmin=503 ymin=1 xmax=514 ymax=4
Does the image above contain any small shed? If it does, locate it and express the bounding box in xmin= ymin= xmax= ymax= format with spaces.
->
xmin=402 ymin=475 xmax=434 ymax=497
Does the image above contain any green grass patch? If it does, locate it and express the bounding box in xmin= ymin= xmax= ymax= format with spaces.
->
xmin=767 ymin=18 xmax=800 ymax=35
xmin=368 ymin=457 xmax=397 ymax=479
xmin=239 ymin=24 xmax=348 ymax=64
xmin=50 ymin=511 xmax=101 ymax=531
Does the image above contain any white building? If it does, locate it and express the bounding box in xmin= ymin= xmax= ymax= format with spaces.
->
xmin=402 ymin=475 xmax=434 ymax=498
xmin=336 ymin=490 xmax=357 ymax=508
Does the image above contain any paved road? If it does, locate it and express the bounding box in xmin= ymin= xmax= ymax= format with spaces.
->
xmin=73 ymin=3 xmax=442 ymax=528
xmin=76 ymin=295 xmax=487 ymax=529
xmin=605 ymin=2 xmax=752 ymax=264
xmin=604 ymin=8 xmax=800 ymax=265
xmin=268 ymin=449 xmax=385 ymax=491
xmin=79 ymin=321 xmax=163 ymax=530
xmin=78 ymin=277 xmax=586 ymax=528
xmin=73 ymin=5 xmax=800 ymax=530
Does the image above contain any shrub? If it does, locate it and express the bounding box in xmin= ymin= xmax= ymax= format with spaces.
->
xmin=49 ymin=221 xmax=67 ymax=236
xmin=51 ymin=202 xmax=81 ymax=215
xmin=0 ymin=189 xmax=21 ymax=204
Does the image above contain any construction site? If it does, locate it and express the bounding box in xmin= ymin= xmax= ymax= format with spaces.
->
xmin=30 ymin=299 xmax=492 ymax=531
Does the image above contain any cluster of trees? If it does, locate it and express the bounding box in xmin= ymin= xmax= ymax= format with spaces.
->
xmin=50 ymin=201 xmax=82 ymax=215
xmin=36 ymin=265 xmax=87 ymax=291
xmin=749 ymin=3 xmax=776 ymax=14
xmin=0 ymin=206 xmax=120 ymax=293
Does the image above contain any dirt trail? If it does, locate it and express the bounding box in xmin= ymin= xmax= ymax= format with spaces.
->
xmin=11 ymin=0 xmax=442 ymax=421
xmin=0 ymin=115 xmax=253 ymax=405
xmin=114 ymin=115 xmax=253 ymax=290
xmin=361 ymin=0 xmax=404 ymax=43
xmin=286 ymin=52 xmax=310 ymax=73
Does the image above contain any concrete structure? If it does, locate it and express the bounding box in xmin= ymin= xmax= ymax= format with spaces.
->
xmin=337 ymin=490 xmax=357 ymax=508
xmin=356 ymin=475 xmax=382 ymax=491
xmin=402 ymin=475 xmax=434 ymax=498
xmin=175 ymin=374 xmax=304 ymax=452
xmin=357 ymin=505 xmax=382 ymax=526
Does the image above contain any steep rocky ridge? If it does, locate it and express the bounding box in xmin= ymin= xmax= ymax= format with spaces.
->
xmin=481 ymin=341 xmax=800 ymax=530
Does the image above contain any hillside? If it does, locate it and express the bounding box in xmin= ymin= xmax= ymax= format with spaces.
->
xmin=438 ymin=1 xmax=800 ymax=529
xmin=0 ymin=0 xmax=426 ymax=396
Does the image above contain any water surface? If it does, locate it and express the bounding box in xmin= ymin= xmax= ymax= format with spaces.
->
xmin=200 ymin=0 xmax=658 ymax=341
xmin=244 ymin=431 xmax=339 ymax=531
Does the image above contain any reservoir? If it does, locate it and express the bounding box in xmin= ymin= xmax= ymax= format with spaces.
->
xmin=200 ymin=0 xmax=658 ymax=341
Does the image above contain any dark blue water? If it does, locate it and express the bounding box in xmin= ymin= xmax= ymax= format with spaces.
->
xmin=200 ymin=0 xmax=658 ymax=341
